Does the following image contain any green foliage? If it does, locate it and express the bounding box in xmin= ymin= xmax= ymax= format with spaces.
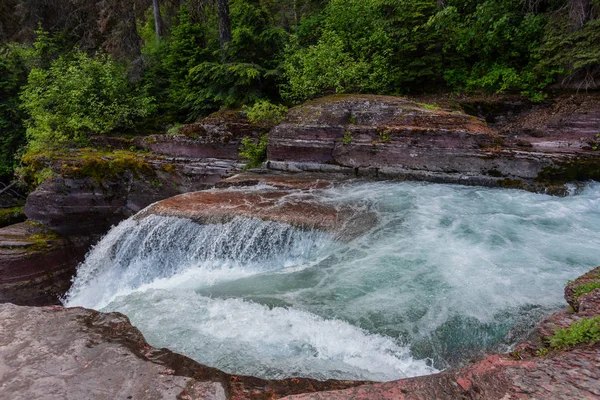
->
xmin=156 ymin=0 xmax=289 ymax=121
xmin=537 ymin=8 xmax=600 ymax=89
xmin=20 ymin=51 xmax=156 ymax=151
xmin=378 ymin=129 xmax=392 ymax=143
xmin=243 ymin=100 xmax=287 ymax=125
xmin=343 ymin=131 xmax=353 ymax=145
xmin=548 ymin=316 xmax=600 ymax=350
xmin=282 ymin=0 xmax=440 ymax=102
xmin=239 ymin=135 xmax=268 ymax=168
xmin=535 ymin=347 xmax=549 ymax=357
xmin=0 ymin=206 xmax=25 ymax=228
xmin=0 ymin=45 xmax=28 ymax=178
xmin=573 ymin=281 xmax=600 ymax=300
xmin=428 ymin=0 xmax=552 ymax=99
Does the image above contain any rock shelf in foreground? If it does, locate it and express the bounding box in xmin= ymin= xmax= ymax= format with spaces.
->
xmin=1 ymin=267 xmax=599 ymax=399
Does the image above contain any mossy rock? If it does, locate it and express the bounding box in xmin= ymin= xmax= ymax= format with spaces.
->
xmin=0 ymin=206 xmax=25 ymax=228
xmin=19 ymin=148 xmax=155 ymax=188
xmin=537 ymin=157 xmax=600 ymax=185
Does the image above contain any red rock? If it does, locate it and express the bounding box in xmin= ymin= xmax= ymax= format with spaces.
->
xmin=267 ymin=94 xmax=600 ymax=192
xmin=140 ymin=184 xmax=376 ymax=241
xmin=0 ymin=222 xmax=90 ymax=306
xmin=24 ymin=152 xmax=238 ymax=236
xmin=134 ymin=110 xmax=270 ymax=159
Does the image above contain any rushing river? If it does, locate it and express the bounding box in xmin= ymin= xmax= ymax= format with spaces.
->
xmin=65 ymin=181 xmax=600 ymax=382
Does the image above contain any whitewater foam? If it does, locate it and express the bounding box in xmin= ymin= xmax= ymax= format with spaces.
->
xmin=65 ymin=181 xmax=600 ymax=379
xmin=105 ymin=289 xmax=437 ymax=381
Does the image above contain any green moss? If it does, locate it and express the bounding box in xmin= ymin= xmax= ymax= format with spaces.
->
xmin=19 ymin=148 xmax=154 ymax=188
xmin=572 ymin=281 xmax=600 ymax=301
xmin=535 ymin=347 xmax=549 ymax=357
xmin=378 ymin=129 xmax=392 ymax=143
xmin=0 ymin=206 xmax=25 ymax=228
xmin=417 ymin=102 xmax=441 ymax=111
xmin=547 ymin=316 xmax=600 ymax=350
xmin=537 ymin=158 xmax=600 ymax=185
xmin=161 ymin=163 xmax=177 ymax=173
xmin=487 ymin=169 xmax=503 ymax=177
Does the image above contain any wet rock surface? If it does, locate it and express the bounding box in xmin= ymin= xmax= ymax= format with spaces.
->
xmin=1 ymin=266 xmax=599 ymax=399
xmin=134 ymin=110 xmax=270 ymax=159
xmin=0 ymin=304 xmax=364 ymax=400
xmin=0 ymin=222 xmax=91 ymax=306
xmin=282 ymin=266 xmax=600 ymax=400
xmin=140 ymin=175 xmax=375 ymax=241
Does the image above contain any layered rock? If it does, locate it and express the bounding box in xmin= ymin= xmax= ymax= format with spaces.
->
xmin=140 ymin=175 xmax=374 ymax=241
xmin=268 ymin=94 xmax=600 ymax=192
xmin=133 ymin=110 xmax=270 ymax=159
xmin=0 ymin=222 xmax=90 ymax=306
xmin=23 ymin=149 xmax=239 ymax=236
xmin=0 ymin=304 xmax=364 ymax=400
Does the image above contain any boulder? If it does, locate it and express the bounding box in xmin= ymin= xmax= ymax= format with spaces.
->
xmin=139 ymin=177 xmax=375 ymax=241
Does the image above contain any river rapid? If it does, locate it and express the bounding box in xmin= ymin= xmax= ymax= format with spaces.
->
xmin=65 ymin=181 xmax=600 ymax=382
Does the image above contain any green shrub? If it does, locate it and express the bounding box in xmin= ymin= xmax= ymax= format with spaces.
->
xmin=0 ymin=206 xmax=25 ymax=228
xmin=239 ymin=135 xmax=268 ymax=169
xmin=243 ymin=100 xmax=287 ymax=125
xmin=548 ymin=316 xmax=600 ymax=350
xmin=20 ymin=51 xmax=156 ymax=151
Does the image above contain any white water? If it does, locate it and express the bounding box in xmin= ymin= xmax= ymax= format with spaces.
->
xmin=65 ymin=181 xmax=600 ymax=381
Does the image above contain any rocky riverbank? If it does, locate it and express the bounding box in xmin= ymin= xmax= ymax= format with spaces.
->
xmin=0 ymin=93 xmax=599 ymax=398
xmin=1 ymin=267 xmax=598 ymax=399
xmin=3 ymin=92 xmax=600 ymax=308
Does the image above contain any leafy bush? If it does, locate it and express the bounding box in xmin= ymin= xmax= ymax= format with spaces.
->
xmin=428 ymin=0 xmax=552 ymax=99
xmin=20 ymin=51 xmax=156 ymax=151
xmin=243 ymin=100 xmax=287 ymax=125
xmin=548 ymin=316 xmax=600 ymax=349
xmin=239 ymin=135 xmax=268 ymax=168
xmin=537 ymin=8 xmax=600 ymax=89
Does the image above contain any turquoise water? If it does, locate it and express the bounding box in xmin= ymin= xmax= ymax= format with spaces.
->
xmin=65 ymin=182 xmax=600 ymax=381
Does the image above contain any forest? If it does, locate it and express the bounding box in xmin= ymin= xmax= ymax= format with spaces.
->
xmin=0 ymin=0 xmax=599 ymax=181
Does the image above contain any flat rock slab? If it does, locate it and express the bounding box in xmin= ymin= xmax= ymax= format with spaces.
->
xmin=0 ymin=304 xmax=364 ymax=400
xmin=218 ymin=172 xmax=350 ymax=190
xmin=140 ymin=186 xmax=377 ymax=240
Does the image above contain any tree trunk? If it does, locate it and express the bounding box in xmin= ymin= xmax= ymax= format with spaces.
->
xmin=437 ymin=0 xmax=445 ymax=8
xmin=569 ymin=0 xmax=591 ymax=29
xmin=152 ymin=0 xmax=164 ymax=38
xmin=216 ymin=0 xmax=232 ymax=49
